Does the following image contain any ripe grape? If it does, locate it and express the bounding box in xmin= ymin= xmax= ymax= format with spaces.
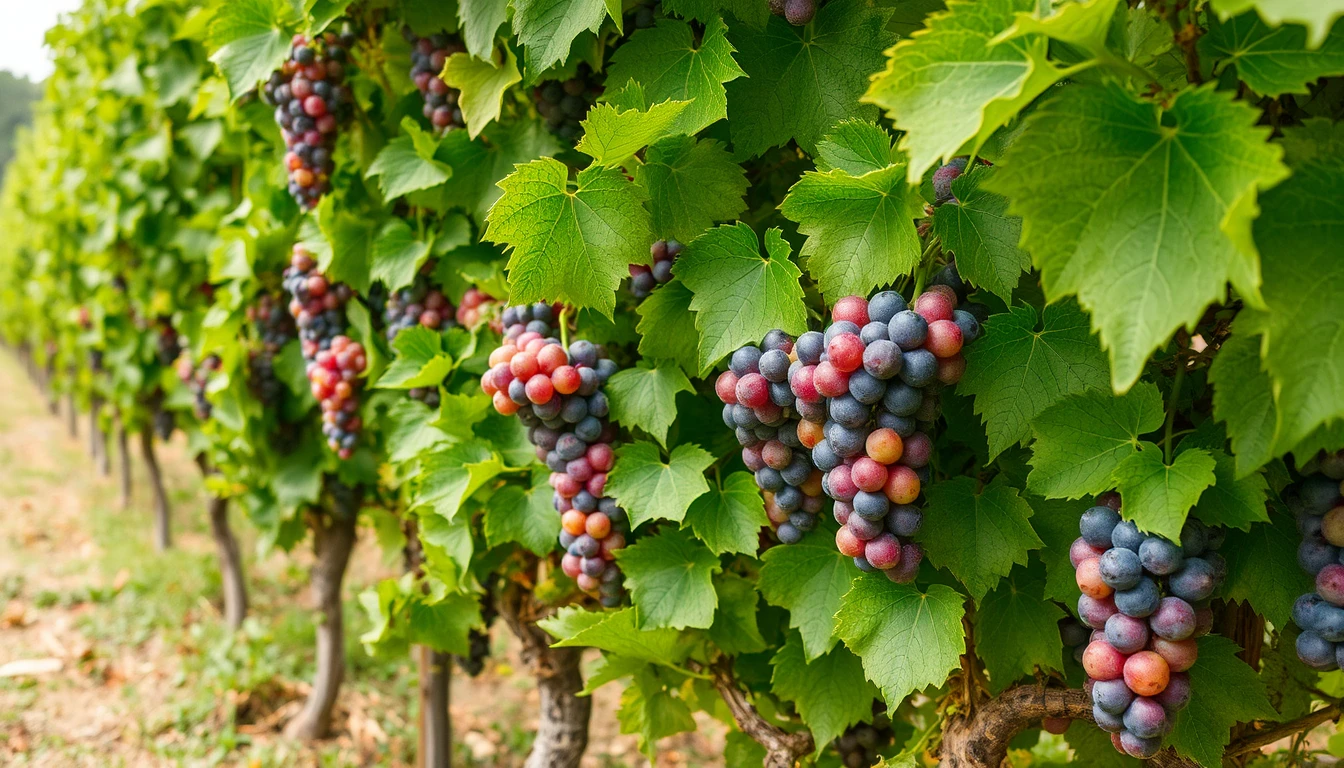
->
xmin=402 ymin=28 xmax=467 ymax=134
xmin=629 ymin=239 xmax=682 ymax=299
xmin=932 ymin=157 xmax=969 ymax=205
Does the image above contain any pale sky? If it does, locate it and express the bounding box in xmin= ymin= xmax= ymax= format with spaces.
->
xmin=0 ymin=0 xmax=86 ymax=81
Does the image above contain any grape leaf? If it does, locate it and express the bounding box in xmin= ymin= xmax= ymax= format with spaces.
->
xmin=1028 ymin=495 xmax=1087 ymax=606
xmin=683 ymin=470 xmax=767 ymax=556
xmin=577 ymin=94 xmax=691 ymax=168
xmin=835 ymin=575 xmax=966 ymax=704
xmin=1209 ymin=0 xmax=1344 ymax=48
xmin=485 ymin=476 xmax=562 ymax=556
xmin=975 ymin=562 xmax=1065 ymax=693
xmin=922 ymin=476 xmax=1043 ymax=602
xmin=1027 ymin=382 xmax=1165 ymax=499
xmin=407 ymin=591 xmax=484 ymax=655
xmin=988 ymin=83 xmax=1289 ymax=391
xmin=616 ymin=526 xmax=721 ymax=630
xmin=758 ymin=527 xmax=856 ymax=660
xmin=385 ymin=399 xmax=451 ymax=464
xmin=813 ymin=119 xmax=899 ymax=175
xmin=458 ymin=0 xmax=509 ymax=59
xmin=367 ymin=135 xmax=453 ymax=201
xmin=724 ymin=0 xmax=895 ymax=156
xmin=1200 ymin=12 xmax=1344 ymax=96
xmin=432 ymin=121 xmax=562 ymax=226
xmin=1190 ymin=450 xmax=1270 ymax=530
xmin=442 ymin=46 xmax=522 ymax=138
xmin=617 ymin=666 xmax=698 ymax=759
xmin=930 ymin=165 xmax=1031 ymax=302
xmin=606 ymin=441 xmax=714 ymax=528
xmin=1167 ymin=635 xmax=1277 ymax=767
xmin=674 ymin=223 xmax=807 ymax=373
xmin=485 ymin=158 xmax=653 ymax=316
xmin=543 ymin=606 xmax=690 ymax=662
xmin=370 ymin=218 xmax=432 ymax=291
xmin=317 ymin=212 xmax=375 ymax=294
xmin=634 ymin=136 xmax=749 ymax=244
xmin=606 ymin=361 xmax=695 ymax=447
xmin=207 ymin=0 xmax=295 ymax=98
xmin=960 ymin=302 xmax=1110 ymax=460
xmin=432 ymin=391 xmax=492 ymax=442
xmin=995 ymin=0 xmax=1123 ymax=51
xmin=661 ymin=0 xmax=769 ymax=28
xmin=1209 ymin=332 xmax=1279 ymax=478
xmin=417 ymin=511 xmax=475 ymax=590
xmin=709 ymin=573 xmax=767 ymax=655
xmin=1111 ymin=446 xmax=1217 ymax=541
xmin=606 ymin=17 xmax=747 ymax=136
xmin=770 ymin=632 xmax=879 ymax=756
xmin=511 ymin=0 xmax=615 ymax=73
xmin=1221 ymin=511 xmax=1312 ymax=629
xmin=376 ymin=326 xmax=453 ymax=389
xmin=779 ymin=159 xmax=922 ymax=302
xmin=864 ymin=0 xmax=1061 ymax=183
xmin=415 ymin=442 xmax=504 ymax=521
xmin=635 ymin=279 xmax=701 ymax=375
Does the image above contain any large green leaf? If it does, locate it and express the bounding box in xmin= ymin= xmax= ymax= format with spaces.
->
xmin=442 ymin=47 xmax=522 ymax=138
xmin=770 ymin=632 xmax=879 ymax=755
xmin=758 ymin=526 xmax=856 ymax=660
xmin=634 ymin=136 xmax=749 ymax=244
xmin=606 ymin=361 xmax=695 ymax=447
xmin=682 ymin=470 xmax=767 ymax=557
xmin=1221 ymin=511 xmax=1312 ymax=629
xmin=208 ymin=0 xmax=295 ymax=98
xmin=1026 ymin=382 xmax=1165 ymax=499
xmin=975 ymin=562 xmax=1065 ymax=693
xmin=921 ymin=476 xmax=1043 ymax=602
xmin=606 ymin=441 xmax=714 ymax=528
xmin=1200 ymin=11 xmax=1344 ymax=96
xmin=616 ymin=527 xmax=722 ymax=630
xmin=1111 ymin=446 xmax=1217 ymax=542
xmin=1208 ymin=0 xmax=1344 ymax=48
xmin=1167 ymin=636 xmax=1277 ymax=767
xmin=511 ymin=0 xmax=615 ymax=72
xmin=929 ymin=165 xmax=1030 ymax=302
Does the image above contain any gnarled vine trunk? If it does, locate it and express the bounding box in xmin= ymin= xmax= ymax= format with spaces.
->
xmin=417 ymin=645 xmax=452 ymax=767
xmin=498 ymin=581 xmax=590 ymax=768
xmin=43 ymin=357 xmax=57 ymax=415
xmin=710 ymin=658 xmax=813 ymax=768
xmin=195 ymin=456 xmax=247 ymax=631
xmin=117 ymin=416 xmax=132 ymax=509
xmin=138 ymin=430 xmax=171 ymax=550
xmin=284 ymin=504 xmax=358 ymax=742
xmin=90 ymin=394 xmax=109 ymax=475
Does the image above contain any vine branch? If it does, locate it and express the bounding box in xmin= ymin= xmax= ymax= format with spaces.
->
xmin=706 ymin=657 xmax=813 ymax=768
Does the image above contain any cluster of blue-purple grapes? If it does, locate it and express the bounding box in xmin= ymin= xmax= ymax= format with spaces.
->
xmin=480 ymin=304 xmax=627 ymax=606
xmin=176 ymin=354 xmax=220 ymax=420
xmin=715 ymin=331 xmax=827 ymax=544
xmin=531 ymin=63 xmax=602 ymax=142
xmin=1290 ymin=458 xmax=1344 ymax=670
xmin=402 ymin=27 xmax=466 ymax=133
xmin=629 ymin=239 xmax=682 ymax=299
xmin=1072 ymin=497 xmax=1225 ymax=758
xmin=245 ymin=291 xmax=295 ymax=406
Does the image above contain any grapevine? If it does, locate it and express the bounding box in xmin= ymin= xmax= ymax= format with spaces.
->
xmin=1291 ymin=463 xmax=1344 ymax=670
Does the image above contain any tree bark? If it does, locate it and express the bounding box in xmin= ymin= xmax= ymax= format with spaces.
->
xmin=117 ymin=417 xmax=132 ymax=509
xmin=195 ymin=456 xmax=247 ymax=631
xmin=417 ymin=645 xmax=453 ymax=768
xmin=498 ymin=582 xmax=590 ymax=768
xmin=284 ymin=506 xmax=358 ymax=742
xmin=90 ymin=394 xmax=110 ymax=475
xmin=139 ymin=429 xmax=171 ymax=550
xmin=709 ymin=657 xmax=813 ymax=768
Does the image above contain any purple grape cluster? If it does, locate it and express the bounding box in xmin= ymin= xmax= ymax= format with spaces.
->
xmin=714 ymin=331 xmax=826 ymax=544
xmin=156 ymin=322 xmax=181 ymax=366
xmin=263 ymin=29 xmax=356 ymax=210
xmin=383 ymin=279 xmax=456 ymax=342
xmin=1290 ymin=469 xmax=1344 ymax=670
xmin=246 ymin=291 xmax=296 ymax=406
xmin=1071 ymin=495 xmax=1225 ymax=758
xmin=176 ymin=354 xmax=220 ymax=420
xmin=402 ymin=27 xmax=466 ymax=133
xmin=629 ymin=239 xmax=681 ymax=299
xmin=831 ymin=719 xmax=894 ymax=768
xmin=531 ymin=63 xmax=602 ymax=142
xmin=480 ymin=304 xmax=627 ymax=606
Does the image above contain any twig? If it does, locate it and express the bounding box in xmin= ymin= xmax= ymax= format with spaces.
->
xmin=707 ymin=657 xmax=813 ymax=768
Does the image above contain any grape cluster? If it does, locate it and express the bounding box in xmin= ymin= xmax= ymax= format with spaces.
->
xmin=283 ymin=246 xmax=366 ymax=459
xmin=176 ymin=354 xmax=220 ymax=420
xmin=480 ymin=303 xmax=627 ymax=606
xmin=624 ymin=0 xmax=660 ymax=32
xmin=156 ymin=322 xmax=181 ymax=366
xmin=831 ymin=719 xmax=894 ymax=768
xmin=263 ymin=29 xmax=356 ymax=210
xmin=629 ymin=239 xmax=681 ymax=299
xmin=455 ymin=593 xmax=496 ymax=677
xmin=154 ymin=408 xmax=176 ymax=440
xmin=402 ymin=27 xmax=466 ymax=134
xmin=245 ymin=291 xmax=296 ymax=406
xmin=1060 ymin=616 xmax=1091 ymax=664
xmin=454 ymin=287 xmax=500 ymax=331
xmin=532 ymin=63 xmax=602 ymax=142
xmin=715 ymin=331 xmax=826 ymax=544
xmin=932 ymin=158 xmax=970 ymax=205
xmin=768 ymin=0 xmax=816 ymax=26
xmin=789 ymin=277 xmax=983 ymax=581
xmin=383 ymin=279 xmax=455 ymax=341
xmin=1072 ymin=496 xmax=1225 ymax=758
xmin=1289 ymin=466 xmax=1344 ymax=670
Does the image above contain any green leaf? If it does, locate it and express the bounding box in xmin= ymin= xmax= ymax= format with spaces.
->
xmin=725 ymin=0 xmax=895 ymax=156
xmin=813 ymin=119 xmax=899 ymax=175
xmin=960 ymin=302 xmax=1110 ymax=460
xmin=485 ymin=477 xmax=562 ymax=556
xmin=432 ymin=391 xmax=493 ymax=441
xmin=770 ymin=632 xmax=879 ymax=755
xmin=617 ymin=667 xmax=698 ymax=759
xmin=408 ymin=591 xmax=483 ymax=654
xmin=1027 ymin=382 xmax=1165 ymax=499
xmin=385 ymin=398 xmax=451 ymax=463
xmin=635 ymin=279 xmax=701 ymax=375
xmin=606 ymin=18 xmax=746 ymax=136
xmin=485 ymin=158 xmax=653 ymax=316
xmin=616 ymin=527 xmax=721 ymax=630
xmin=864 ymin=0 xmax=1061 ymax=183
xmin=377 ymin=326 xmax=453 ymax=389
xmin=1190 ymin=451 xmax=1270 ymax=531
xmin=1209 ymin=0 xmax=1344 ymax=48
xmin=366 ymin=136 xmax=453 ymax=201
xmin=416 ymin=443 xmax=503 ymax=521
xmin=975 ymin=562 xmax=1065 ymax=693
xmin=371 ymin=219 xmax=433 ymax=292
xmin=1029 ymin=494 xmax=1088 ymax=606
xmin=433 ymin=121 xmax=563 ymax=226
xmin=995 ymin=0 xmax=1123 ymax=51
xmin=1167 ymin=635 xmax=1277 ymax=767
xmin=208 ymin=0 xmax=295 ymax=98
xmin=442 ymin=46 xmax=522 ymax=139
xmin=835 ymin=575 xmax=966 ymax=705
xmin=606 ymin=441 xmax=714 ymax=528
xmin=709 ymin=573 xmax=768 ymax=655
xmin=577 ymin=93 xmax=690 ymax=168
xmin=606 ymin=361 xmax=695 ymax=447
xmin=779 ymin=160 xmax=921 ymax=302
xmin=758 ymin=527 xmax=856 ymax=660
xmin=458 ymin=0 xmax=509 ymax=60
xmin=675 ymin=224 xmax=807 ymax=373
xmin=511 ymin=0 xmax=614 ymax=72
xmin=661 ymin=0 xmax=769 ymax=29
xmin=1111 ymin=447 xmax=1217 ymax=541
xmin=1209 ymin=332 xmax=1279 ymax=478
xmin=273 ymin=440 xmax=324 ymax=510
xmin=417 ymin=510 xmax=476 ymax=590
xmin=634 ymin=135 xmax=749 ymax=244
xmin=929 ymin=166 xmax=1031 ymax=302
xmin=922 ymin=476 xmax=1043 ymax=602
xmin=987 ymin=83 xmax=1289 ymax=391
xmin=543 ymin=606 xmax=691 ymax=664
xmin=1200 ymin=12 xmax=1344 ymax=96
xmin=683 ymin=470 xmax=767 ymax=557
xmin=1221 ymin=511 xmax=1313 ymax=629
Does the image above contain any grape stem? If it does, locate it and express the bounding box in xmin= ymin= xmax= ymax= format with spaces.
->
xmin=559 ymin=307 xmax=569 ymax=349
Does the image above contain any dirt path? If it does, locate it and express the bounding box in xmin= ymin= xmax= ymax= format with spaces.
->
xmin=0 ymin=351 xmax=724 ymax=767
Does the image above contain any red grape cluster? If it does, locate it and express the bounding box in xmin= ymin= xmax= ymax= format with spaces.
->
xmin=455 ymin=287 xmax=500 ymax=331
xmin=1072 ymin=495 xmax=1225 ymax=758
xmin=788 ymin=273 xmax=983 ymax=582
xmin=532 ymin=63 xmax=602 ymax=142
xmin=383 ymin=279 xmax=455 ymax=342
xmin=283 ymin=245 xmax=366 ymax=459
xmin=156 ymin=321 xmax=181 ymax=366
xmin=715 ymin=331 xmax=826 ymax=544
xmin=176 ymin=354 xmax=221 ymax=420
xmin=263 ymin=29 xmax=356 ymax=210
xmin=245 ymin=291 xmax=296 ymax=406
xmin=629 ymin=239 xmax=681 ymax=299
xmin=402 ymin=28 xmax=466 ymax=134
xmin=1289 ymin=468 xmax=1344 ymax=670
xmin=480 ymin=303 xmax=626 ymax=606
